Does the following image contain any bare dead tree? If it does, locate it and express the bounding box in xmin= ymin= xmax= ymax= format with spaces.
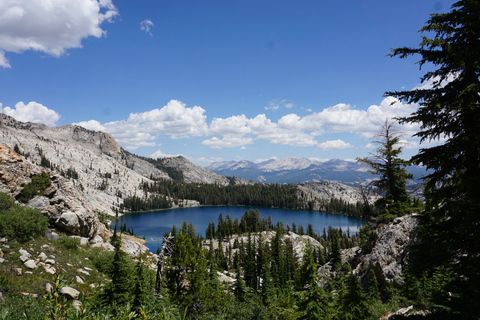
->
xmin=154 ymin=232 xmax=174 ymax=296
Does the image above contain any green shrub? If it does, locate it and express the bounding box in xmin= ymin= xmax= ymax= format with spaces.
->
xmin=0 ymin=193 xmax=49 ymax=242
xmin=88 ymin=248 xmax=115 ymax=274
xmin=16 ymin=172 xmax=51 ymax=203
xmin=0 ymin=192 xmax=15 ymax=211
xmin=58 ymin=236 xmax=81 ymax=250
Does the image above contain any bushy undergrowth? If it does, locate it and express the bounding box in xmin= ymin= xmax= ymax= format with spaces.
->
xmin=16 ymin=172 xmax=51 ymax=203
xmin=0 ymin=193 xmax=49 ymax=243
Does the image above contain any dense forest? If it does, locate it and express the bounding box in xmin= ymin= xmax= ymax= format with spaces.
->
xmin=119 ymin=179 xmax=366 ymax=218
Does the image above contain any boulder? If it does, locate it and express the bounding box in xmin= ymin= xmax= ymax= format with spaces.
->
xmin=352 ymin=214 xmax=419 ymax=289
xmin=27 ymin=195 xmax=50 ymax=209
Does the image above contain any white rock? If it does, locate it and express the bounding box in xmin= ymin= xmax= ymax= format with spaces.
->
xmin=45 ymin=259 xmax=55 ymax=265
xmin=73 ymin=300 xmax=83 ymax=311
xmin=89 ymin=235 xmax=104 ymax=247
xmin=45 ymin=282 xmax=54 ymax=293
xmin=24 ymin=259 xmax=37 ymax=269
xmin=77 ymin=268 xmax=90 ymax=276
xmin=19 ymin=249 xmax=30 ymax=257
xmin=45 ymin=267 xmax=56 ymax=275
xmin=59 ymin=286 xmax=80 ymax=300
xmin=38 ymin=252 xmax=47 ymax=261
xmin=75 ymin=276 xmax=84 ymax=284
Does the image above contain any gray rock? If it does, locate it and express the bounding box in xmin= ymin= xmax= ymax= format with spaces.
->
xmin=45 ymin=230 xmax=60 ymax=241
xmin=352 ymin=214 xmax=419 ymax=288
xmin=0 ymin=258 xmax=5 ymax=263
xmin=24 ymin=260 xmax=37 ymax=269
xmin=55 ymin=211 xmax=79 ymax=234
xmin=27 ymin=195 xmax=50 ymax=209
xmin=80 ymin=237 xmax=89 ymax=246
xmin=89 ymin=235 xmax=104 ymax=246
xmin=59 ymin=286 xmax=80 ymax=300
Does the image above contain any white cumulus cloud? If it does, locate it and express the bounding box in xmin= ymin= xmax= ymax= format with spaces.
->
xmin=78 ymin=100 xmax=209 ymax=150
xmin=0 ymin=101 xmax=60 ymax=126
xmin=318 ymin=139 xmax=353 ymax=151
xmin=0 ymin=0 xmax=118 ymax=67
xmin=73 ymin=119 xmax=106 ymax=132
xmin=151 ymin=149 xmax=178 ymax=159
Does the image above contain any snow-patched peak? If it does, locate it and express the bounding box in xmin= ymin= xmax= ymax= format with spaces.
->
xmin=207 ymin=160 xmax=256 ymax=171
xmin=259 ymin=157 xmax=321 ymax=171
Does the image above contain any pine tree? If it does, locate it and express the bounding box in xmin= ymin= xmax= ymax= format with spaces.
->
xmin=297 ymin=247 xmax=334 ymax=319
xmin=386 ymin=1 xmax=480 ymax=316
xmin=357 ymin=119 xmax=412 ymax=217
xmin=234 ymin=265 xmax=247 ymax=302
xmin=132 ymin=260 xmax=153 ymax=313
xmin=339 ymin=272 xmax=370 ymax=320
xmin=330 ymin=229 xmax=342 ymax=271
xmin=103 ymin=227 xmax=133 ymax=307
xmin=367 ymin=272 xmax=380 ymax=301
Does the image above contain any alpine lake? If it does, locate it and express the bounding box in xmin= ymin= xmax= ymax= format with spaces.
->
xmin=113 ymin=206 xmax=365 ymax=253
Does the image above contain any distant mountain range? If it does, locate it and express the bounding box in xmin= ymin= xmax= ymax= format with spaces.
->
xmin=207 ymin=157 xmax=428 ymax=189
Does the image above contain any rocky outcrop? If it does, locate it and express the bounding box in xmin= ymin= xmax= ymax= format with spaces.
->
xmin=0 ymin=144 xmax=100 ymax=238
xmin=351 ymin=214 xmax=419 ymax=289
xmin=160 ymin=155 xmax=252 ymax=186
xmin=205 ymin=230 xmax=323 ymax=262
xmin=298 ymin=181 xmax=380 ymax=209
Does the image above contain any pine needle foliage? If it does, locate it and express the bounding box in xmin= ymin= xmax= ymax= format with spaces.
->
xmin=386 ymin=1 xmax=480 ymax=317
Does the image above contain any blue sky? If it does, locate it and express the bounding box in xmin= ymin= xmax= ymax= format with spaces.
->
xmin=0 ymin=0 xmax=455 ymax=165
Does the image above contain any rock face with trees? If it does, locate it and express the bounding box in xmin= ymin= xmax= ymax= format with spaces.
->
xmin=0 ymin=144 xmax=100 ymax=238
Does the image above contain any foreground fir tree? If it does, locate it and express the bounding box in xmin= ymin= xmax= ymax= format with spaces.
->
xmin=386 ymin=0 xmax=480 ymax=317
xmin=357 ymin=119 xmax=412 ymax=217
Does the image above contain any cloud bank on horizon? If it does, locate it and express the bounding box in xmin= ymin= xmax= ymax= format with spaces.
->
xmin=0 ymin=96 xmax=421 ymax=155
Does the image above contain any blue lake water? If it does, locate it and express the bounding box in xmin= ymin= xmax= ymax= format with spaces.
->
xmin=113 ymin=206 xmax=365 ymax=252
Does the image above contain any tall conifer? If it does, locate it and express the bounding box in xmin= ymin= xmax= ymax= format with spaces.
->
xmin=386 ymin=1 xmax=480 ymax=316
